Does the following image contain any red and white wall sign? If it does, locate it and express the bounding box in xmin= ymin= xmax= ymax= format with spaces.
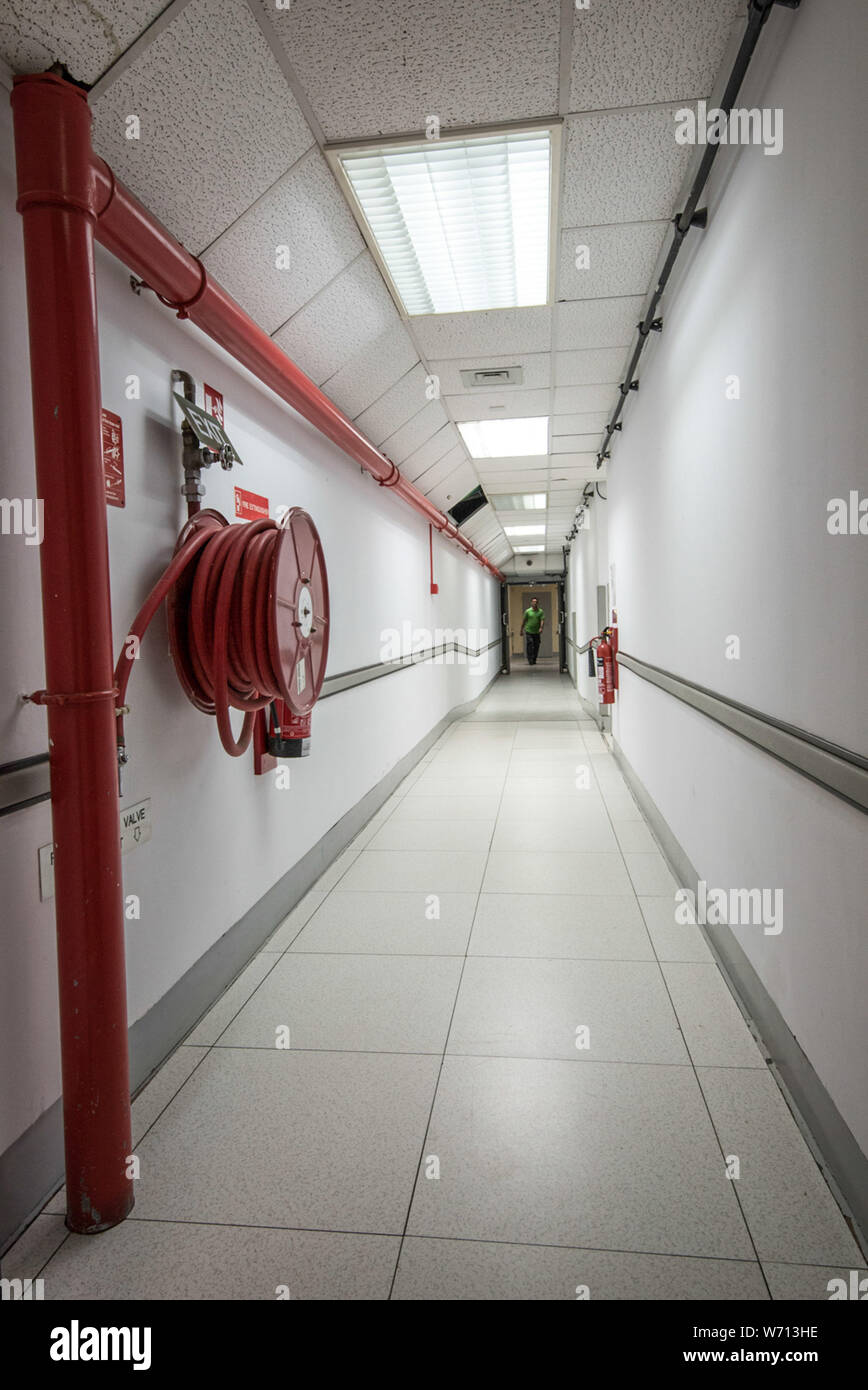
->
xmin=101 ymin=407 xmax=125 ymax=507
xmin=203 ymin=383 xmax=224 ymax=426
xmin=234 ymin=486 xmax=269 ymax=521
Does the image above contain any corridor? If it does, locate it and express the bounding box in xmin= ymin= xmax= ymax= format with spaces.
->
xmin=5 ymin=670 xmax=862 ymax=1300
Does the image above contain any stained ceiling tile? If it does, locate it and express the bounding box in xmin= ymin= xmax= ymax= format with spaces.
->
xmin=321 ymin=323 xmax=419 ymax=420
xmin=355 ymin=364 xmax=431 ymax=445
xmin=569 ymin=0 xmax=740 ymax=112
xmin=0 ymin=0 xmax=165 ymax=86
xmin=557 ymin=222 xmax=669 ymax=301
xmin=267 ymin=0 xmax=560 ymax=141
xmin=201 ymin=148 xmax=363 ymax=334
xmin=562 ymin=107 xmax=693 ymax=227
xmin=413 ymin=307 xmax=552 ymax=361
xmin=92 ymin=0 xmax=315 ymax=253
xmin=429 ymin=353 xmax=552 ymax=395
xmin=446 ymin=389 xmax=552 ymax=423
xmin=554 ymin=352 xmax=625 ymax=388
xmin=272 ymin=251 xmax=400 ymax=386
xmin=555 ymin=296 xmax=645 ymax=352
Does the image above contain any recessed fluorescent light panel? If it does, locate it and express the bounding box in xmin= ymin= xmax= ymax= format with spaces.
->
xmin=491 ymin=493 xmax=547 ymax=511
xmin=335 ymin=129 xmax=554 ymax=316
xmin=504 ymin=525 xmax=545 ymax=537
xmin=458 ymin=417 xmax=548 ymax=458
xmin=515 ymin=545 xmax=545 ymax=553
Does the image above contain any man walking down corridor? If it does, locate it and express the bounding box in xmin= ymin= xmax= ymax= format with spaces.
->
xmin=520 ymin=597 xmax=545 ymax=665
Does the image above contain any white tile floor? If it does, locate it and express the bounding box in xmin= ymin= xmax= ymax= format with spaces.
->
xmin=6 ymin=669 xmax=865 ymax=1300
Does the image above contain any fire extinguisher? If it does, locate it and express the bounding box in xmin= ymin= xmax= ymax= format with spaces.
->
xmin=266 ymin=699 xmax=311 ymax=757
xmin=609 ymin=610 xmax=619 ymax=691
xmin=595 ymin=629 xmax=616 ymax=705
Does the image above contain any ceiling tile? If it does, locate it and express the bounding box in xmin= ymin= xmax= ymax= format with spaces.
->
xmin=553 ymin=384 xmax=620 ymax=415
xmin=552 ymin=435 xmax=600 ymax=453
xmin=92 ymin=0 xmax=315 ymax=252
xmin=201 ymin=147 xmax=363 ymax=334
xmin=569 ymin=0 xmax=740 ymax=112
xmin=555 ymin=296 xmax=645 ymax=351
xmin=268 ymin=0 xmax=560 ymax=141
xmin=446 ymin=390 xmax=552 ymax=423
xmin=549 ymin=455 xmax=599 ymax=472
xmin=426 ymin=461 xmax=480 ymax=512
xmin=272 ymin=252 xmax=400 ymax=385
xmin=402 ymin=424 xmax=461 ymax=483
xmin=381 ymin=398 xmax=449 ymax=463
xmin=355 ymin=364 xmax=430 ymax=444
xmin=558 ymin=222 xmax=669 ymax=301
xmin=413 ymin=442 xmax=469 ymax=493
xmin=321 ymin=323 xmax=419 ymax=419
xmin=562 ymin=107 xmax=693 ymax=227
xmin=0 ymin=0 xmax=165 ymax=85
xmin=554 ymin=350 xmax=625 ymax=388
xmin=413 ymin=307 xmax=552 ymax=361
xmin=429 ymin=353 xmax=552 ymax=395
xmin=553 ymin=412 xmax=610 ymax=434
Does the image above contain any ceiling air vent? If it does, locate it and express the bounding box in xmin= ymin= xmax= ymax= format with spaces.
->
xmin=459 ymin=366 xmax=524 ymax=388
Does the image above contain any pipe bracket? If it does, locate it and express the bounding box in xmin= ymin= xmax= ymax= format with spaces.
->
xmin=24 ymin=687 xmax=119 ymax=707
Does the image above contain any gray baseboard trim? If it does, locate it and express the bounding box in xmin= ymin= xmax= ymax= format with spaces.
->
xmin=0 ymin=671 xmax=497 ymax=1256
xmin=610 ymin=737 xmax=868 ymax=1258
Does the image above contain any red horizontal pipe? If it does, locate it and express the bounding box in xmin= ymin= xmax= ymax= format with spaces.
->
xmin=90 ymin=160 xmax=503 ymax=579
xmin=11 ymin=73 xmax=134 ymax=1234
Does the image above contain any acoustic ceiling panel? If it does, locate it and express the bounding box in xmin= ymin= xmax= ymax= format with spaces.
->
xmin=557 ymin=221 xmax=669 ymax=302
xmin=413 ymin=306 xmax=552 ymax=361
xmin=569 ymin=0 xmax=739 ymax=112
xmin=266 ymin=0 xmax=560 ymax=141
xmin=555 ymin=296 xmax=646 ymax=352
xmin=0 ymin=0 xmax=165 ymax=86
xmin=92 ymin=0 xmax=315 ymax=253
xmin=562 ymin=106 xmax=694 ymax=227
xmin=445 ymin=389 xmax=552 ymax=423
xmin=354 ymin=364 xmax=431 ymax=445
xmin=321 ymin=322 xmax=419 ymax=420
xmin=201 ymin=147 xmax=364 ymax=334
xmin=381 ymin=397 xmax=450 ymax=464
xmin=272 ymin=251 xmax=399 ymax=386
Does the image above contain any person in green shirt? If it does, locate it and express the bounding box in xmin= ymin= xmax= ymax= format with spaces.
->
xmin=520 ymin=598 xmax=545 ymax=665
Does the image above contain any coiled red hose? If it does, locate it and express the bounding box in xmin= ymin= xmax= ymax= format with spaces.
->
xmin=115 ymin=509 xmax=328 ymax=758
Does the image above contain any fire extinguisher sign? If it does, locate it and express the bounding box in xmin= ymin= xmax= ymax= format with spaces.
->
xmin=101 ymin=407 xmax=125 ymax=508
xmin=234 ymin=487 xmax=270 ymax=521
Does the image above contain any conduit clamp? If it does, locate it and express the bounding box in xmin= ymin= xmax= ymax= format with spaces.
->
xmin=376 ymin=460 xmax=401 ymax=487
xmin=23 ymin=687 xmax=119 ymax=706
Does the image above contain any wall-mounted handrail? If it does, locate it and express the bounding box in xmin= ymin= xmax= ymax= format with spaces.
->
xmin=617 ymin=651 xmax=868 ymax=814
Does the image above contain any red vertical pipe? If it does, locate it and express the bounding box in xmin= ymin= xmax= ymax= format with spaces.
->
xmin=11 ymin=73 xmax=133 ymax=1233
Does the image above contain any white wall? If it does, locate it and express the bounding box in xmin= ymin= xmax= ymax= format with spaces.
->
xmin=566 ymin=495 xmax=609 ymax=711
xmin=0 ymin=97 xmax=499 ymax=1160
xmin=571 ymin=0 xmax=868 ymax=1154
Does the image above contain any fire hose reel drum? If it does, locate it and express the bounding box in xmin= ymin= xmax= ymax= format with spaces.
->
xmin=166 ymin=506 xmax=329 ymax=757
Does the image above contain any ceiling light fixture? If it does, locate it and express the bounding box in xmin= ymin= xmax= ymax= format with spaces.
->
xmin=458 ymin=417 xmax=548 ymax=458
xmin=331 ymin=127 xmax=555 ymax=316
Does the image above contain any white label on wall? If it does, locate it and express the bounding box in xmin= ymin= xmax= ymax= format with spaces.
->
xmin=38 ymin=798 xmax=152 ymax=902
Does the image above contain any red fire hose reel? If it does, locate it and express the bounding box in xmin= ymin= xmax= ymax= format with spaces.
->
xmin=114 ymin=507 xmax=329 ymax=768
